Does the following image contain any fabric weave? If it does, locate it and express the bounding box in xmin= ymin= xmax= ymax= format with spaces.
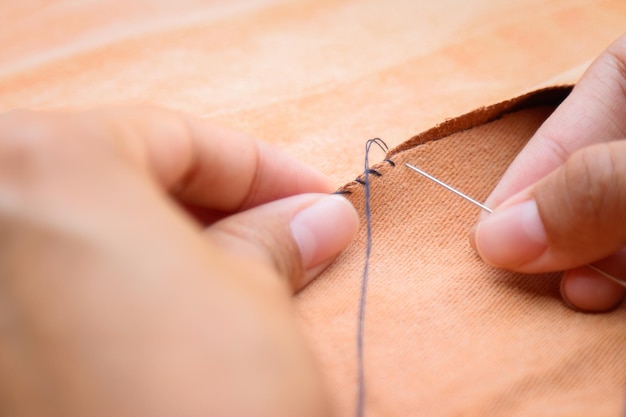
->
xmin=296 ymin=86 xmax=626 ymax=417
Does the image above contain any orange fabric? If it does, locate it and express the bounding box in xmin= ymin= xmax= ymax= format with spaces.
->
xmin=2 ymin=2 xmax=626 ymax=416
xmin=298 ymin=88 xmax=626 ymax=416
xmin=1 ymin=1 xmax=625 ymax=185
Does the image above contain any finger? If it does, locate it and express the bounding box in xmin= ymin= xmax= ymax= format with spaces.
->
xmin=207 ymin=194 xmax=359 ymax=292
xmin=561 ymin=247 xmax=626 ymax=312
xmin=0 ymin=107 xmax=332 ymax=213
xmin=473 ymin=141 xmax=626 ymax=272
xmin=485 ymin=34 xmax=626 ymax=208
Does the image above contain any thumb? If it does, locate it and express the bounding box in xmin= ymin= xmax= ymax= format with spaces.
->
xmin=206 ymin=194 xmax=359 ymax=291
xmin=474 ymin=141 xmax=626 ymax=273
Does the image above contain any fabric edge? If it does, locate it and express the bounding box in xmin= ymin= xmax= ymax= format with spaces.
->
xmin=335 ymin=85 xmax=573 ymax=195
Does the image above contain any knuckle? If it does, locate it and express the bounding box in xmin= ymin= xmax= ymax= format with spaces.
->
xmin=542 ymin=131 xmax=572 ymax=166
xmin=0 ymin=111 xmax=64 ymax=164
xmin=0 ymin=112 xmax=65 ymax=218
xmin=0 ymin=110 xmax=114 ymax=179
xmin=0 ymin=111 xmax=110 ymax=206
xmin=562 ymin=144 xmax=618 ymax=233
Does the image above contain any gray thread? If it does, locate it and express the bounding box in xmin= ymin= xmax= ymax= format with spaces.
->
xmin=356 ymin=138 xmax=389 ymax=417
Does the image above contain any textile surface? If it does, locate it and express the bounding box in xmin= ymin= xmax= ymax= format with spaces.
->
xmin=2 ymin=1 xmax=626 ymax=416
xmin=1 ymin=0 xmax=625 ymax=184
xmin=298 ymin=87 xmax=626 ymax=416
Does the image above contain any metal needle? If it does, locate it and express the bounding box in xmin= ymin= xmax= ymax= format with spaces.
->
xmin=404 ymin=162 xmax=626 ymax=289
xmin=405 ymin=163 xmax=493 ymax=213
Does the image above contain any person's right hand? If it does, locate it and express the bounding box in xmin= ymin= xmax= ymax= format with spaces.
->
xmin=472 ymin=34 xmax=626 ymax=312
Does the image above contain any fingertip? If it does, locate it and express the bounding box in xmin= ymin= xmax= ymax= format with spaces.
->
xmin=473 ymin=200 xmax=548 ymax=268
xmin=290 ymin=196 xmax=359 ymax=279
xmin=560 ymin=268 xmax=625 ymax=312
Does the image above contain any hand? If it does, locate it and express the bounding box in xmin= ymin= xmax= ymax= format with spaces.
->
xmin=472 ymin=35 xmax=626 ymax=312
xmin=0 ymin=108 xmax=358 ymax=417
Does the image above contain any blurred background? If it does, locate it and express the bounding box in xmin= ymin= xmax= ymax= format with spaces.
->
xmin=1 ymin=0 xmax=624 ymax=187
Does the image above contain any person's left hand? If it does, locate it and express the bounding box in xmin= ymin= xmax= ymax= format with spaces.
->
xmin=0 ymin=107 xmax=358 ymax=417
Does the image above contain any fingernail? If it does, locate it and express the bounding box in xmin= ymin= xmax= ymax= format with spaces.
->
xmin=561 ymin=269 xmax=626 ymax=313
xmin=290 ymin=196 xmax=359 ymax=270
xmin=474 ymin=199 xmax=547 ymax=267
xmin=468 ymin=225 xmax=477 ymax=252
xmin=559 ymin=274 xmax=579 ymax=311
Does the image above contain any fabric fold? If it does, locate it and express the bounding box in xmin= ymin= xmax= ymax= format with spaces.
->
xmin=296 ymin=85 xmax=626 ymax=417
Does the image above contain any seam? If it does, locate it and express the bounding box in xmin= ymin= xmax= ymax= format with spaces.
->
xmin=334 ymin=85 xmax=573 ymax=195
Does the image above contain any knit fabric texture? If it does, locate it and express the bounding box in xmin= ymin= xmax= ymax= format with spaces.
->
xmin=296 ymin=86 xmax=626 ymax=417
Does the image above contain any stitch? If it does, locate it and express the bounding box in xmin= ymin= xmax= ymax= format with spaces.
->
xmin=333 ymin=190 xmax=352 ymax=195
xmin=327 ymin=87 xmax=600 ymax=415
xmin=351 ymin=156 xmax=394 ymax=190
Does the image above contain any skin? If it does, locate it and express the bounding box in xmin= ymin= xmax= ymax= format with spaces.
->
xmin=0 ymin=107 xmax=359 ymax=417
xmin=1 ymin=34 xmax=625 ymax=416
xmin=473 ymin=34 xmax=626 ymax=312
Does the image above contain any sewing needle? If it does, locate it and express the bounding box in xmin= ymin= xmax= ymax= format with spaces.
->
xmin=404 ymin=162 xmax=626 ymax=289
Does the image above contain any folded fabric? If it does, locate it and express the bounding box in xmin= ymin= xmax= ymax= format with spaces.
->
xmin=296 ymin=86 xmax=626 ymax=417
